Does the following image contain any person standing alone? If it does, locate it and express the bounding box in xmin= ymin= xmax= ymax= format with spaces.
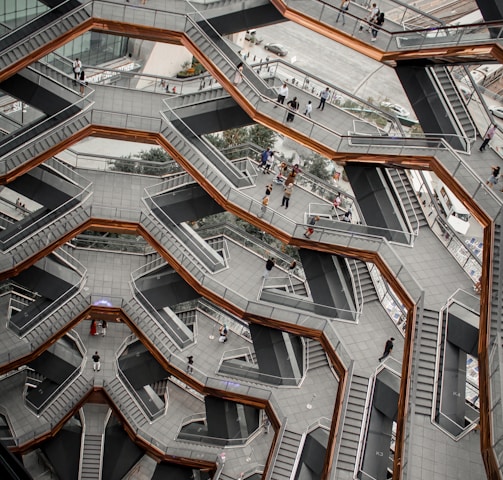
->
xmin=480 ymin=124 xmax=497 ymax=151
xmin=317 ymin=88 xmax=330 ymax=111
xmin=263 ymin=257 xmax=275 ymax=278
xmin=72 ymin=58 xmax=82 ymax=82
xmin=92 ymin=351 xmax=101 ymax=371
xmin=378 ymin=337 xmax=394 ymax=362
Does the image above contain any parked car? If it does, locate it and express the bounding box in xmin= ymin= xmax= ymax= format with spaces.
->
xmin=245 ymin=29 xmax=263 ymax=45
xmin=380 ymin=101 xmax=410 ymax=118
xmin=489 ymin=105 xmax=503 ymax=119
xmin=264 ymin=43 xmax=288 ymax=56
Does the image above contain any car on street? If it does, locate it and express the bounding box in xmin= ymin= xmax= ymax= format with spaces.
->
xmin=264 ymin=43 xmax=288 ymax=56
xmin=245 ymin=29 xmax=263 ymax=45
xmin=489 ymin=105 xmax=503 ymax=119
xmin=380 ymin=101 xmax=410 ymax=118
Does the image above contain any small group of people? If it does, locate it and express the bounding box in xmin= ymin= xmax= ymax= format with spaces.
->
xmin=15 ymin=198 xmax=26 ymax=211
xmin=359 ymin=3 xmax=385 ymax=42
xmin=219 ymin=324 xmax=229 ymax=343
xmin=274 ymin=82 xmax=331 ymax=122
xmin=89 ymin=319 xmax=107 ymax=337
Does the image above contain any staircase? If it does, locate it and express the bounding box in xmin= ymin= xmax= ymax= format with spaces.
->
xmin=0 ymin=5 xmax=91 ymax=73
xmin=78 ymin=404 xmax=109 ymax=480
xmin=414 ymin=309 xmax=440 ymax=416
xmin=348 ymin=260 xmax=378 ymax=304
xmin=307 ymin=338 xmax=329 ymax=370
xmin=387 ymin=169 xmax=428 ymax=234
xmin=431 ymin=66 xmax=477 ymax=146
xmin=490 ymin=222 xmax=501 ymax=344
xmin=107 ymin=377 xmax=148 ymax=427
xmin=41 ymin=373 xmax=92 ymax=423
xmin=337 ymin=374 xmax=369 ymax=473
xmin=270 ymin=429 xmax=303 ymax=479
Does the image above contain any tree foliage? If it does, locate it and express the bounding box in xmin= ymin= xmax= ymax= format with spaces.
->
xmin=206 ymin=125 xmax=277 ymax=151
xmin=112 ymin=147 xmax=182 ymax=176
xmin=305 ymin=153 xmax=332 ymax=181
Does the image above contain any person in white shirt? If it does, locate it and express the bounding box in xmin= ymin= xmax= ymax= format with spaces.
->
xmin=276 ymin=83 xmax=289 ymax=106
xmin=72 ymin=58 xmax=82 ymax=81
xmin=304 ymin=101 xmax=313 ymax=118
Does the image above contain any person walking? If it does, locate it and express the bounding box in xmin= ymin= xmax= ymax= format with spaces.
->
xmin=304 ymin=216 xmax=320 ymax=238
xmin=378 ymin=337 xmax=395 ymax=362
xmin=263 ymin=257 xmax=275 ymax=278
xmin=286 ymin=97 xmax=299 ymax=122
xmin=265 ymin=183 xmax=273 ymax=196
xmin=281 ymin=183 xmax=293 ymax=209
xmin=288 ymin=260 xmax=297 ymax=276
xmin=304 ymin=100 xmax=313 ymax=118
xmin=486 ymin=165 xmax=500 ymax=188
xmin=335 ymin=0 xmax=350 ymax=25
xmin=275 ymin=83 xmax=288 ymax=106
xmin=480 ymin=124 xmax=497 ymax=151
xmin=92 ymin=351 xmax=101 ymax=371
xmin=258 ymin=194 xmax=269 ymax=217
xmin=187 ymin=356 xmax=194 ymax=373
xmin=79 ymin=69 xmax=86 ymax=95
xmin=72 ymin=58 xmax=82 ymax=82
xmin=101 ymin=319 xmax=107 ymax=337
xmin=371 ymin=10 xmax=385 ymax=41
xmin=233 ymin=62 xmax=244 ymax=85
xmin=260 ymin=147 xmax=271 ymax=169
xmin=317 ymin=88 xmax=330 ymax=111
xmin=263 ymin=151 xmax=274 ymax=173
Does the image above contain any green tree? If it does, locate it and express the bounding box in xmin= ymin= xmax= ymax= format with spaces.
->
xmin=112 ymin=148 xmax=182 ymax=176
xmin=222 ymin=128 xmax=249 ymax=147
xmin=247 ymin=125 xmax=277 ymax=150
xmin=305 ymin=154 xmax=332 ymax=181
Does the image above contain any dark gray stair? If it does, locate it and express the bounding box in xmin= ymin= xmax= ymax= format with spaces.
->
xmin=388 ymin=169 xmax=428 ymax=233
xmin=348 ymin=259 xmax=379 ymax=304
xmin=307 ymin=338 xmax=329 ymax=370
xmin=80 ymin=433 xmax=102 ymax=480
xmin=415 ymin=309 xmax=441 ymax=416
xmin=270 ymin=429 xmax=303 ymax=479
xmin=431 ymin=66 xmax=476 ymax=146
xmin=337 ymin=374 xmax=369 ymax=472
xmin=41 ymin=374 xmax=91 ymax=422
xmin=107 ymin=377 xmax=148 ymax=427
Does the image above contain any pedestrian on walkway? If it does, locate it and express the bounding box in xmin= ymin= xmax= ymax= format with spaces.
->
xmin=79 ymin=69 xmax=86 ymax=95
xmin=304 ymin=216 xmax=320 ymax=238
xmin=286 ymin=97 xmax=299 ymax=122
xmin=378 ymin=337 xmax=394 ymax=362
xmin=371 ymin=10 xmax=385 ymax=42
xmin=72 ymin=58 xmax=81 ymax=82
xmin=265 ymin=183 xmax=273 ymax=196
xmin=317 ymin=88 xmax=330 ymax=111
xmin=263 ymin=257 xmax=275 ymax=278
xmin=288 ymin=260 xmax=297 ymax=276
xmin=260 ymin=147 xmax=271 ymax=168
xmin=486 ymin=165 xmax=500 ymax=188
xmin=263 ymin=151 xmax=274 ymax=173
xmin=275 ymin=83 xmax=288 ymax=106
xmin=480 ymin=124 xmax=497 ymax=151
xmin=258 ymin=194 xmax=269 ymax=217
xmin=101 ymin=320 xmax=107 ymax=337
xmin=90 ymin=319 xmax=97 ymax=336
xmin=281 ymin=183 xmax=293 ymax=208
xmin=187 ymin=356 xmax=194 ymax=373
xmin=233 ymin=62 xmax=244 ymax=86
xmin=284 ymin=171 xmax=297 ymax=187
xmin=335 ymin=0 xmax=350 ymax=25
xmin=304 ymin=100 xmax=313 ymax=118
xmin=92 ymin=351 xmax=101 ymax=371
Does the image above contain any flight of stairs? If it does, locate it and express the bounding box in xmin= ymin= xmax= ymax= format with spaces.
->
xmin=307 ymin=338 xmax=329 ymax=370
xmin=269 ymin=429 xmax=303 ymax=479
xmin=388 ymin=169 xmax=428 ymax=234
xmin=337 ymin=374 xmax=369 ymax=473
xmin=414 ymin=309 xmax=440 ymax=416
xmin=348 ymin=259 xmax=379 ymax=304
xmin=79 ymin=433 xmax=103 ymax=480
